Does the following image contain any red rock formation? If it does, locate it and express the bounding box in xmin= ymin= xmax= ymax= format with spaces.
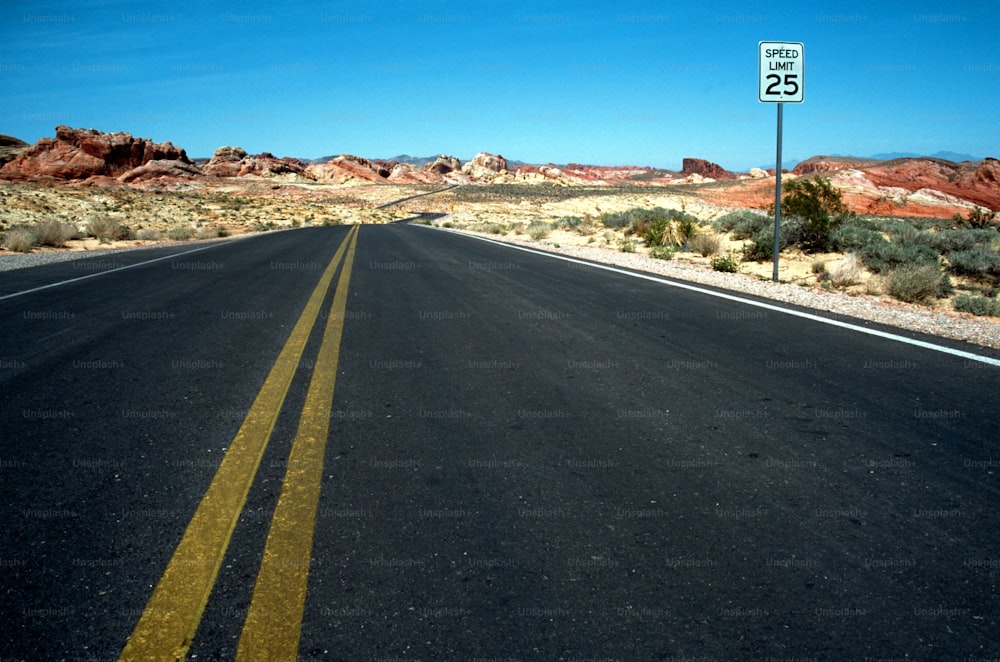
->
xmin=0 ymin=134 xmax=30 ymax=166
xmin=863 ymin=158 xmax=1000 ymax=212
xmin=681 ymin=158 xmax=736 ymax=181
xmin=0 ymin=126 xmax=190 ymax=181
xmin=792 ymin=156 xmax=881 ymax=175
xmin=307 ymin=155 xmax=389 ymax=184
xmin=118 ymin=159 xmax=204 ymax=183
xmin=203 ymin=146 xmax=309 ymax=178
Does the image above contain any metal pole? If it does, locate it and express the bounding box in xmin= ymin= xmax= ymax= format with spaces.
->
xmin=772 ymin=102 xmax=783 ymax=283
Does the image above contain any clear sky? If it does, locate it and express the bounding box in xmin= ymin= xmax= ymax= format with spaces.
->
xmin=2 ymin=1 xmax=997 ymax=171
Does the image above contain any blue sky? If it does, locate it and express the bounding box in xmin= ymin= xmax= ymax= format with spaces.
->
xmin=2 ymin=1 xmax=997 ymax=171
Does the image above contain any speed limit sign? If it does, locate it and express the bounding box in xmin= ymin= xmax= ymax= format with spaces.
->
xmin=759 ymin=42 xmax=804 ymax=103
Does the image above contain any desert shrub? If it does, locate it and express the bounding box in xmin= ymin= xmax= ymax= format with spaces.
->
xmin=484 ymin=223 xmax=505 ymax=235
xmin=883 ymin=265 xmax=951 ymax=303
xmin=829 ymin=224 xmax=886 ymax=253
xmin=599 ymin=209 xmax=635 ymax=229
xmin=945 ymin=247 xmax=1000 ymax=282
xmin=554 ymin=216 xmax=584 ymax=230
xmin=195 ymin=226 xmax=223 ymax=240
xmin=953 ymin=207 xmax=998 ymax=229
xmin=953 ymin=295 xmax=1000 ymax=317
xmin=856 ymin=240 xmax=939 ymax=274
xmin=712 ymin=210 xmax=767 ymax=234
xmin=640 ymin=213 xmax=698 ymax=248
xmin=925 ymin=228 xmax=992 ymax=253
xmin=2 ymin=227 xmax=36 ymax=252
xmin=87 ymin=216 xmax=126 ymax=242
xmin=687 ymin=232 xmax=721 ymax=257
xmin=32 ymin=220 xmax=77 ymax=247
xmin=601 ymin=207 xmax=698 ymax=240
xmin=823 ymin=254 xmax=864 ymax=287
xmin=778 ymin=176 xmax=850 ymax=251
xmin=619 ymin=238 xmax=635 ymax=253
xmin=527 ymin=220 xmax=551 ymax=240
xmin=741 ymin=217 xmax=805 ymax=262
xmin=648 ymin=245 xmax=676 ymax=260
xmin=730 ymin=213 xmax=771 ymax=240
xmin=710 ymin=251 xmax=741 ymax=273
xmin=136 ymin=228 xmax=163 ymax=241
xmin=167 ymin=227 xmax=195 ymax=240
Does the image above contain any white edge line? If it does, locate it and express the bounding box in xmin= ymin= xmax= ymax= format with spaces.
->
xmin=0 ymin=243 xmax=224 ymax=302
xmin=416 ymin=223 xmax=1000 ymax=368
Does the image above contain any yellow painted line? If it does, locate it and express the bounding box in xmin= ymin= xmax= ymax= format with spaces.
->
xmin=120 ymin=225 xmax=358 ymax=662
xmin=236 ymin=225 xmax=359 ymax=660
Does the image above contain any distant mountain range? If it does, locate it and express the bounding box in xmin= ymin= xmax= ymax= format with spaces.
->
xmin=756 ymin=151 xmax=984 ymax=172
xmin=869 ymin=151 xmax=984 ymax=163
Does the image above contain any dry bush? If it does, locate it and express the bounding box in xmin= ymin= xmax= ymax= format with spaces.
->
xmin=86 ymin=216 xmax=125 ymax=242
xmin=687 ymin=232 xmax=722 ymax=257
xmin=884 ymin=265 xmax=950 ymax=304
xmin=136 ymin=228 xmax=163 ymax=241
xmin=2 ymin=227 xmax=36 ymax=252
xmin=825 ymin=254 xmax=864 ymax=287
xmin=32 ymin=220 xmax=77 ymax=247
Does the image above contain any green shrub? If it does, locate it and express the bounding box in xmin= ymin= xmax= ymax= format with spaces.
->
xmin=778 ymin=177 xmax=850 ymax=252
xmin=2 ymin=227 xmax=36 ymax=252
xmin=830 ymin=224 xmax=886 ymax=253
xmin=741 ymin=217 xmax=805 ymax=262
xmin=599 ymin=209 xmax=635 ymax=229
xmin=884 ymin=265 xmax=951 ymax=303
xmin=946 ymin=247 xmax=1000 ymax=282
xmin=730 ymin=213 xmax=771 ymax=240
xmin=953 ymin=207 xmax=997 ymax=229
xmin=640 ymin=215 xmax=698 ymax=248
xmin=953 ymin=295 xmax=1000 ymax=317
xmin=554 ymin=216 xmax=584 ymax=230
xmin=32 ymin=220 xmax=77 ymax=247
xmin=925 ymin=228 xmax=990 ymax=253
xmin=710 ymin=251 xmax=741 ymax=273
xmin=712 ymin=210 xmax=767 ymax=234
xmin=619 ymin=238 xmax=635 ymax=253
xmin=527 ymin=220 xmax=551 ymax=240
xmin=86 ymin=216 xmax=126 ymax=242
xmin=648 ymin=245 xmax=676 ymax=260
xmin=857 ymin=240 xmax=939 ymax=273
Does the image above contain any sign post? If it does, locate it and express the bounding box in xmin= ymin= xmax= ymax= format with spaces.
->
xmin=759 ymin=41 xmax=803 ymax=282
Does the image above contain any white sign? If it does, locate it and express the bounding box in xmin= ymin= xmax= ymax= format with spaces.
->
xmin=759 ymin=41 xmax=804 ymax=103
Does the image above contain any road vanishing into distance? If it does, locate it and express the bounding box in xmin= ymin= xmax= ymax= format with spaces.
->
xmin=2 ymin=222 xmax=999 ymax=661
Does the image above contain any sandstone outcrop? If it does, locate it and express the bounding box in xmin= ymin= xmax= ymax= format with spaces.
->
xmin=0 ymin=134 xmax=30 ymax=166
xmin=425 ymin=155 xmax=462 ymax=175
xmin=203 ymin=146 xmax=310 ymax=179
xmin=462 ymin=152 xmax=508 ymax=181
xmin=0 ymin=126 xmax=190 ymax=181
xmin=118 ymin=159 xmax=204 ymax=183
xmin=681 ymin=158 xmax=736 ymax=181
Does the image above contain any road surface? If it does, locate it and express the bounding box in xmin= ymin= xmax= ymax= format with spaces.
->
xmin=2 ymin=223 xmax=998 ymax=660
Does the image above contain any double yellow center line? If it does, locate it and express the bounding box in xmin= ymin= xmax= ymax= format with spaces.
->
xmin=120 ymin=224 xmax=359 ymax=661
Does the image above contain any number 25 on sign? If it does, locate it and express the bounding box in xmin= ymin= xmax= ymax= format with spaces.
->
xmin=759 ymin=42 xmax=804 ymax=103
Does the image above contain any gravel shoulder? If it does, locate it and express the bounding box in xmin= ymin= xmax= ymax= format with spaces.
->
xmin=439 ymin=224 xmax=1000 ymax=352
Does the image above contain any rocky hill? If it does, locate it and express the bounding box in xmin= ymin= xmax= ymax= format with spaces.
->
xmin=0 ymin=126 xmax=192 ymax=183
xmin=1 ymin=127 xmax=996 ymax=218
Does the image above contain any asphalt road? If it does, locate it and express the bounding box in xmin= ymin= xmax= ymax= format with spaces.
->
xmin=2 ymin=223 xmax=999 ymax=661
